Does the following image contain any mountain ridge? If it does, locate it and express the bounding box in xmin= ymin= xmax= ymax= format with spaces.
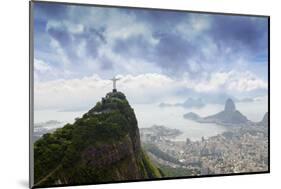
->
xmin=257 ymin=112 xmax=268 ymax=127
xmin=184 ymin=98 xmax=251 ymax=126
xmin=34 ymin=91 xmax=162 ymax=187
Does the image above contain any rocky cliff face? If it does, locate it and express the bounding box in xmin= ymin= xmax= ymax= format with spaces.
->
xmin=33 ymin=91 xmax=162 ymax=187
xmin=224 ymin=98 xmax=236 ymax=112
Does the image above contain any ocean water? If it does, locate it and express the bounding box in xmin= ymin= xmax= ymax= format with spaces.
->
xmin=134 ymin=104 xmax=227 ymax=141
xmin=134 ymin=100 xmax=268 ymax=141
xmin=34 ymin=100 xmax=268 ymax=141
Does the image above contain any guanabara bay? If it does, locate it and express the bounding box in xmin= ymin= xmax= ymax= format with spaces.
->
xmin=34 ymin=90 xmax=163 ymax=187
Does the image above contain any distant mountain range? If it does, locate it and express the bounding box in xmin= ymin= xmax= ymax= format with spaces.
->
xmin=159 ymin=95 xmax=267 ymax=109
xmin=184 ymin=98 xmax=268 ymax=127
xmin=33 ymin=120 xmax=64 ymax=142
xmin=34 ymin=120 xmax=63 ymax=128
xmin=159 ymin=98 xmax=205 ymax=108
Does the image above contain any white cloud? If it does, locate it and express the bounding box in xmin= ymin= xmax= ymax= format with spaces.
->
xmin=34 ymin=73 xmax=177 ymax=110
xmin=96 ymin=46 xmax=161 ymax=75
xmin=34 ymin=58 xmax=75 ymax=82
xmin=41 ymin=7 xmax=160 ymax=80
xmin=184 ymin=71 xmax=268 ymax=93
xmin=34 ymin=71 xmax=267 ymax=111
xmin=67 ymin=7 xmax=158 ymax=46
xmin=34 ymin=59 xmax=53 ymax=81
xmin=176 ymin=14 xmax=211 ymax=40
xmin=46 ymin=20 xmax=84 ymax=34
xmin=34 ymin=58 xmax=52 ymax=72
xmin=105 ymin=16 xmax=158 ymax=46
xmin=49 ymin=38 xmax=71 ymax=67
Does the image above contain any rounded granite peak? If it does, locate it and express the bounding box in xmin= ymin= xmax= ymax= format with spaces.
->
xmin=224 ymin=98 xmax=236 ymax=112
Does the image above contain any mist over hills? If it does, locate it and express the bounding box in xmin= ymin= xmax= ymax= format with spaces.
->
xmin=159 ymin=94 xmax=267 ymax=110
xmin=159 ymin=98 xmax=205 ymax=108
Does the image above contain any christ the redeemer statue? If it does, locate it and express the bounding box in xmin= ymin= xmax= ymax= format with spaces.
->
xmin=110 ymin=76 xmax=120 ymax=92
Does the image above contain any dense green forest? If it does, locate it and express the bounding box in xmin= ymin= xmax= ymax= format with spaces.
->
xmin=34 ymin=91 xmax=162 ymax=187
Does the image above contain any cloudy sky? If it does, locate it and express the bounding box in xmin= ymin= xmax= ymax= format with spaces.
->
xmin=33 ymin=2 xmax=268 ymax=111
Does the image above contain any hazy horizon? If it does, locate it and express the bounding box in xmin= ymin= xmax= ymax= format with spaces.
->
xmin=34 ymin=3 xmax=268 ymax=141
xmin=34 ymin=95 xmax=268 ymax=141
